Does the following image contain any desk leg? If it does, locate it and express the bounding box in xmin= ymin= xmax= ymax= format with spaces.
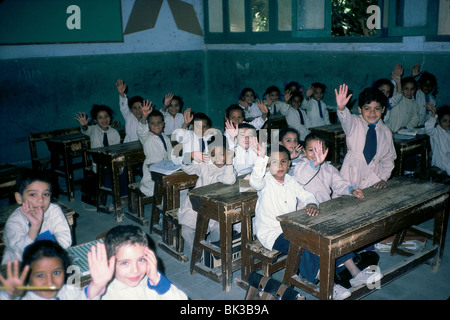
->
xmin=282 ymin=244 xmax=302 ymax=286
xmin=190 ymin=211 xmax=209 ymax=274
xmin=319 ymin=247 xmax=335 ymax=300
xmin=112 ymin=163 xmax=122 ymax=222
xmin=63 ymin=146 xmax=74 ymax=202
xmin=219 ymin=213 xmax=233 ymax=292
xmin=431 ymin=208 xmax=448 ymax=272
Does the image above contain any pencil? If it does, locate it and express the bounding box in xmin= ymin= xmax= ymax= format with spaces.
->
xmin=0 ymin=285 xmax=58 ymax=291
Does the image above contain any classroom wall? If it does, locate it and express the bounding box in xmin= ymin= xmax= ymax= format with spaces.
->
xmin=1 ymin=0 xmax=449 ymax=166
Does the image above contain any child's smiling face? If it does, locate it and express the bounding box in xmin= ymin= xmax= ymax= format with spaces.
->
xmin=313 ymin=87 xmax=324 ymax=101
xmin=167 ymin=99 xmax=181 ymax=117
xmin=114 ymin=243 xmax=148 ymax=287
xmin=95 ymin=110 xmax=111 ymax=131
xmin=279 ymin=132 xmax=299 ymax=153
xmin=268 ymin=151 xmax=290 ymax=181
xmin=131 ymin=101 xmax=143 ymax=120
xmin=15 ymin=180 xmax=52 ymax=214
xmin=29 ymin=257 xmax=65 ymax=299
xmin=402 ymin=82 xmax=417 ymax=99
xmin=237 ymin=128 xmax=256 ymax=150
xmin=148 ymin=115 xmax=164 ymax=135
xmin=438 ymin=114 xmax=450 ymax=131
xmin=358 ymin=101 xmax=385 ymax=124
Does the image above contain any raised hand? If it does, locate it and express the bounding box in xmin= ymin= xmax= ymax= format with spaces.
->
xmin=290 ymin=144 xmax=303 ymax=160
xmin=74 ymin=112 xmax=89 ymax=126
xmin=141 ymin=100 xmax=153 ymax=118
xmin=249 ymin=136 xmax=266 ymax=158
xmin=183 ymin=108 xmax=194 ymax=127
xmin=163 ymin=92 xmax=174 ymax=107
xmin=335 ymin=84 xmax=353 ymax=110
xmin=225 ymin=120 xmax=239 ymax=139
xmin=87 ymin=242 xmax=115 ymax=299
xmin=256 ymin=100 xmax=269 ymax=115
xmin=306 ymin=85 xmax=316 ymax=99
xmin=412 ymin=63 xmax=422 ymax=78
xmin=312 ymin=140 xmax=328 ymax=167
xmin=144 ymin=248 xmax=160 ymax=286
xmin=284 ymin=89 xmax=292 ymax=103
xmin=426 ymin=103 xmax=436 ymax=116
xmin=116 ymin=79 xmax=127 ymax=97
xmin=0 ymin=260 xmax=29 ymax=299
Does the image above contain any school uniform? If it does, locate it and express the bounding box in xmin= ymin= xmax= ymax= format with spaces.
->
xmin=173 ymin=128 xmax=214 ymax=155
xmin=338 ymin=107 xmax=396 ymax=190
xmin=301 ymin=98 xmax=330 ymax=128
xmin=119 ymin=94 xmax=140 ymax=143
xmin=249 ymin=156 xmax=318 ymax=251
xmin=273 ymin=101 xmax=311 ymax=141
xmin=100 ymin=274 xmax=187 ymax=300
xmin=415 ymin=89 xmax=436 ymax=127
xmin=294 ymin=157 xmax=356 ymax=204
xmin=385 ymin=96 xmax=420 ymax=133
xmin=239 ymin=102 xmax=263 ymax=119
xmin=177 ymin=160 xmax=236 ymax=252
xmin=81 ymin=124 xmax=121 ymax=173
xmin=2 ymin=203 xmax=72 ymax=264
xmin=424 ymin=115 xmax=450 ymax=175
xmin=137 ymin=122 xmax=173 ymax=197
xmin=161 ymin=111 xmax=184 ymax=137
xmin=231 ymin=144 xmax=259 ymax=176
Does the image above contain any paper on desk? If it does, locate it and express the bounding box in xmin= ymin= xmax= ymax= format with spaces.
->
xmin=397 ymin=127 xmax=424 ymax=136
xmin=239 ymin=174 xmax=256 ymax=192
xmin=149 ymin=160 xmax=181 ymax=175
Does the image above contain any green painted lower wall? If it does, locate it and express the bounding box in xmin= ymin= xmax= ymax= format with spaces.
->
xmin=1 ymin=50 xmax=448 ymax=165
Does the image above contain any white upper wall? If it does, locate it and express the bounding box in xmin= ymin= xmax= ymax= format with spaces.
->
xmin=0 ymin=0 xmax=448 ymax=60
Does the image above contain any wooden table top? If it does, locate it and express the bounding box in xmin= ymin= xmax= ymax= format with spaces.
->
xmin=277 ymin=177 xmax=450 ymax=241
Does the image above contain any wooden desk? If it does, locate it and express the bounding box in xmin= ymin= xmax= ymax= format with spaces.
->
xmin=88 ymin=141 xmax=145 ymax=222
xmin=151 ymin=170 xmax=198 ymax=261
xmin=67 ymin=239 xmax=103 ymax=288
xmin=392 ymin=134 xmax=429 ymax=180
xmin=45 ymin=132 xmax=90 ymax=202
xmin=189 ymin=181 xmax=258 ymax=292
xmin=278 ymin=177 xmax=450 ymax=300
xmin=309 ymin=123 xmax=347 ymax=163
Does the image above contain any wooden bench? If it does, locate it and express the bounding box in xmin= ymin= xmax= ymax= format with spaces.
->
xmin=0 ymin=199 xmax=77 ymax=256
xmin=427 ymin=166 xmax=450 ymax=184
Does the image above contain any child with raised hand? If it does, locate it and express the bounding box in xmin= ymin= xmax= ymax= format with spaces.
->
xmin=424 ymin=104 xmax=450 ymax=176
xmin=1 ymin=172 xmax=72 ymax=265
xmin=238 ymin=87 xmax=263 ymax=119
xmin=384 ymin=72 xmax=420 ymax=133
xmin=0 ymin=240 xmax=108 ymax=300
xmin=277 ymin=127 xmax=303 ymax=175
xmin=225 ymin=121 xmax=259 ymax=176
xmin=294 ymin=133 xmax=365 ymax=202
xmin=336 ymin=84 xmax=396 ymax=189
xmin=249 ymin=140 xmax=351 ymax=299
xmin=301 ymin=82 xmax=331 ymax=128
xmin=178 ymin=141 xmax=236 ymax=256
xmin=286 ymin=91 xmax=311 ymax=142
xmin=372 ymin=64 xmax=404 ymax=122
xmin=116 ymin=78 xmax=143 ymax=143
xmin=160 ymin=92 xmax=185 ymax=136
xmin=412 ymin=64 xmax=438 ymax=127
xmin=136 ymin=100 xmax=173 ymax=197
xmin=91 ymin=225 xmax=187 ymax=300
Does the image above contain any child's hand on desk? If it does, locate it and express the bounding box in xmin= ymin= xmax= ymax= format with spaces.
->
xmin=304 ymin=204 xmax=319 ymax=216
xmin=144 ymin=248 xmax=160 ymax=286
xmin=373 ymin=180 xmax=387 ymax=189
xmin=351 ymin=189 xmax=365 ymax=199
xmin=87 ymin=242 xmax=115 ymax=298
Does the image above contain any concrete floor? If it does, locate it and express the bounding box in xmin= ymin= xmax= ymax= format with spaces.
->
xmin=59 ymin=181 xmax=449 ymax=301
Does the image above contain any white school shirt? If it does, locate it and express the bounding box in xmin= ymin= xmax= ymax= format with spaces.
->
xmin=424 ymin=115 xmax=450 ymax=175
xmin=178 ymin=162 xmax=236 ymax=229
xmin=232 ymin=144 xmax=259 ymax=176
xmin=0 ymin=284 xmax=92 ymax=300
xmin=137 ymin=122 xmax=173 ymax=197
xmin=239 ymin=102 xmax=263 ymax=119
xmin=2 ymin=203 xmax=72 ymax=264
xmin=273 ymin=101 xmax=311 ymax=141
xmin=249 ymin=156 xmax=318 ymax=250
xmin=119 ymin=94 xmax=140 ymax=143
xmin=100 ymin=274 xmax=187 ymax=300
xmin=385 ymin=96 xmax=420 ymax=133
xmin=338 ymin=107 xmax=396 ymax=189
xmin=415 ymin=89 xmax=436 ymax=127
xmin=301 ymin=98 xmax=330 ymax=128
xmin=294 ymin=157 xmax=355 ymax=205
xmin=173 ymin=128 xmax=214 ymax=155
xmin=161 ymin=111 xmax=184 ymax=137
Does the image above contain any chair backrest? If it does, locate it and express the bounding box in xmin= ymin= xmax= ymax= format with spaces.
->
xmin=28 ymin=126 xmax=81 ymax=161
xmin=245 ymin=272 xmax=305 ymax=300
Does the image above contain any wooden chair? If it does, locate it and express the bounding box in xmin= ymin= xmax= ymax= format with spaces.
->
xmin=239 ymin=203 xmax=287 ymax=286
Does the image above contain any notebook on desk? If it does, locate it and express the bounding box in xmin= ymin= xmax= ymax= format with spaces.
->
xmin=149 ymin=160 xmax=181 ymax=175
